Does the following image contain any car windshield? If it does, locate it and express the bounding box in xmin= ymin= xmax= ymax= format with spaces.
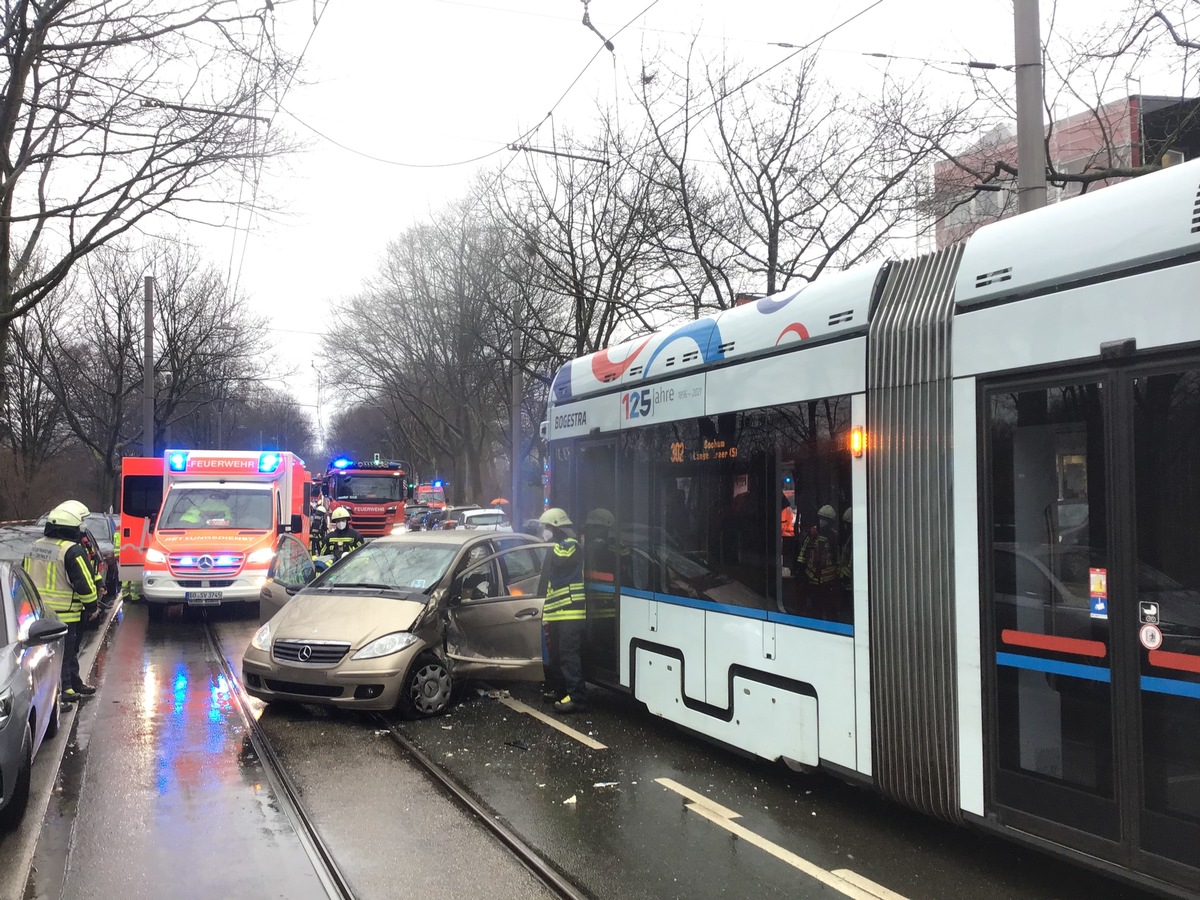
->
xmin=314 ymin=541 xmax=458 ymax=597
xmin=159 ymin=488 xmax=273 ymax=530
xmin=332 ymin=474 xmax=404 ymax=501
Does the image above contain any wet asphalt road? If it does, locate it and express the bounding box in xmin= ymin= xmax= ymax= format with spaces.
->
xmin=15 ymin=602 xmax=1163 ymax=900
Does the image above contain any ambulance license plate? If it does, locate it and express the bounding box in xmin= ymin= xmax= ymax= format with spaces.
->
xmin=186 ymin=591 xmax=223 ymax=605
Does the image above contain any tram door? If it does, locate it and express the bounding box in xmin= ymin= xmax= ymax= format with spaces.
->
xmin=576 ymin=440 xmax=619 ymax=684
xmin=983 ymin=361 xmax=1200 ymax=889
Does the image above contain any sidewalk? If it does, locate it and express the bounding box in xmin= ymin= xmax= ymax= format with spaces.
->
xmin=0 ymin=595 xmax=122 ymax=899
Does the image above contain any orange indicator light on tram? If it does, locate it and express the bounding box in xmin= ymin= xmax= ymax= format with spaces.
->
xmin=850 ymin=426 xmax=866 ymax=458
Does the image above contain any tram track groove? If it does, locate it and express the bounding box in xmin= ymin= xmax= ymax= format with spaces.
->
xmin=374 ymin=713 xmax=592 ymax=900
xmin=205 ymin=617 xmax=588 ymax=900
xmin=204 ymin=621 xmax=357 ymax=900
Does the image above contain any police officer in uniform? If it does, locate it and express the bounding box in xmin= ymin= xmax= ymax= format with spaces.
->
xmin=539 ymin=508 xmax=588 ymax=713
xmin=322 ymin=507 xmax=364 ymax=560
xmin=24 ymin=502 xmax=99 ymax=702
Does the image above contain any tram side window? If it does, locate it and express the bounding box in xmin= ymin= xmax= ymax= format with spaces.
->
xmin=618 ymin=428 xmax=659 ymax=594
xmin=774 ymin=398 xmax=854 ymax=625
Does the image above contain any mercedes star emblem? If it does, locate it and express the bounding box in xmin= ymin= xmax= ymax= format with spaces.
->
xmin=298 ymin=645 xmax=313 ymax=661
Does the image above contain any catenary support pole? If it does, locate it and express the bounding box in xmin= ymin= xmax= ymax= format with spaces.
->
xmin=510 ymin=296 xmax=523 ymax=527
xmin=1014 ymin=0 xmax=1047 ymax=212
xmin=143 ymin=276 xmax=154 ymax=455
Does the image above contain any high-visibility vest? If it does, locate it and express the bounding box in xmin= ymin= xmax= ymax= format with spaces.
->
xmin=544 ymin=538 xmax=585 ymax=622
xmin=23 ymin=538 xmax=97 ymax=623
xmin=323 ymin=529 xmax=363 ymax=560
xmin=798 ymin=529 xmax=837 ymax=585
xmin=781 ymin=508 xmax=795 ymax=538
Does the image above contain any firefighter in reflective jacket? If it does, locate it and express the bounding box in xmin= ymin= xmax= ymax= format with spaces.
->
xmin=797 ymin=504 xmax=839 ymax=616
xmin=322 ymin=507 xmax=364 ymax=560
xmin=539 ymin=507 xmax=588 ymax=713
xmin=24 ymin=503 xmax=99 ymax=702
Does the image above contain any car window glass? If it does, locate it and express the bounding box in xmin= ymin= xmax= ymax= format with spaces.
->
xmin=12 ymin=570 xmax=41 ymax=634
xmin=273 ymin=536 xmax=305 ymax=585
xmin=460 ymin=560 xmax=500 ymax=601
xmin=497 ymin=547 xmax=542 ymax=584
xmin=83 ymin=514 xmax=112 ymax=541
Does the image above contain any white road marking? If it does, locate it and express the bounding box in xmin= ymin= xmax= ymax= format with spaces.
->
xmin=658 ymin=778 xmax=908 ymax=900
xmin=497 ymin=696 xmax=608 ymax=750
xmin=654 ymin=777 xmax=741 ymax=820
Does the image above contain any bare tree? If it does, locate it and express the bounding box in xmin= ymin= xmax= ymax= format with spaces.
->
xmin=0 ymin=1 xmax=298 ymax=405
xmin=1 ymin=312 xmax=73 ymax=516
xmin=932 ymin=0 xmax=1200 ymax=239
xmin=37 ymin=240 xmax=272 ymax=506
xmin=635 ymin=50 xmax=979 ymax=306
xmin=325 ymin=201 xmax=517 ymax=501
xmin=494 ymin=121 xmax=679 ymax=357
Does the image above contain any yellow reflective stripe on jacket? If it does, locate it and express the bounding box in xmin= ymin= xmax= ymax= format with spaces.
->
xmin=23 ymin=538 xmax=95 ymax=622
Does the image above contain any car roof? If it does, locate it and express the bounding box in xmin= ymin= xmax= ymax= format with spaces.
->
xmin=371 ymin=530 xmax=533 ymax=546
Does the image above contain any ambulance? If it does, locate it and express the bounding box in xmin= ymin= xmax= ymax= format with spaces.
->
xmin=124 ymin=450 xmax=312 ymax=620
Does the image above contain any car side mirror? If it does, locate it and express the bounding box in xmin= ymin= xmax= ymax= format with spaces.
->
xmin=290 ymin=513 xmax=303 ymax=534
xmin=24 ymin=617 xmax=69 ymax=645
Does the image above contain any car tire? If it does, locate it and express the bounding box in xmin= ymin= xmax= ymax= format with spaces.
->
xmin=397 ymin=653 xmax=453 ymax=719
xmin=147 ymin=603 xmax=165 ymax=623
xmin=45 ymin=689 xmax=61 ymax=740
xmin=0 ymin=723 xmax=33 ymax=831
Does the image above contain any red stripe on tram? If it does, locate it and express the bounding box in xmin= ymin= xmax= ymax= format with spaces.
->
xmin=1000 ymin=629 xmax=1108 ymax=658
xmin=1148 ymin=649 xmax=1200 ymax=674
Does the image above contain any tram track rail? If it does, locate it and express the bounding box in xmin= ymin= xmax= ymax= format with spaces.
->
xmin=204 ymin=617 xmax=589 ymax=900
xmin=373 ymin=714 xmax=591 ymax=900
xmin=205 ymin=621 xmax=357 ymax=900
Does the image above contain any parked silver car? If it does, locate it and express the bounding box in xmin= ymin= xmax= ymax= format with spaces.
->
xmin=0 ymin=560 xmax=68 ymax=830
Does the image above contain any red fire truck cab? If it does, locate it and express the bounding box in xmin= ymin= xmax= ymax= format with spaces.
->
xmin=324 ymin=457 xmax=412 ymax=537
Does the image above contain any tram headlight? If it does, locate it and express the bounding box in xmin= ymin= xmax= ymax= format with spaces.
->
xmin=250 ymin=622 xmax=272 ymax=652
xmin=352 ymin=632 xmax=418 ymax=660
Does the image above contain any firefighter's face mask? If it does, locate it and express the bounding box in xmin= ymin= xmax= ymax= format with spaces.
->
xmin=336 ymin=521 xmax=347 ymax=531
xmin=542 ymin=527 xmax=555 ymax=542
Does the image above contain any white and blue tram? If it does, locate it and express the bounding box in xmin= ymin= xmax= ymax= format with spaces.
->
xmin=543 ymin=159 xmax=1200 ymax=896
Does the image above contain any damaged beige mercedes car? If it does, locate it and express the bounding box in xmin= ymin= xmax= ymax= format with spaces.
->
xmin=242 ymin=531 xmax=549 ymax=718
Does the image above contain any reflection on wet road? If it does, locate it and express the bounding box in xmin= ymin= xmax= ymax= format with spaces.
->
xmin=27 ymin=604 xmax=324 ymax=900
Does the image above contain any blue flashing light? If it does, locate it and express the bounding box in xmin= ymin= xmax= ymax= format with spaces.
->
xmin=168 ymin=451 xmax=188 ymax=472
xmin=784 ymin=476 xmax=793 ymax=485
xmin=332 ymin=457 xmax=352 ymax=470
xmin=215 ymin=555 xmax=236 ymax=567
xmin=433 ymin=480 xmax=443 ymax=488
xmin=180 ymin=556 xmax=196 ymax=566
xmin=259 ymin=452 xmax=281 ymax=473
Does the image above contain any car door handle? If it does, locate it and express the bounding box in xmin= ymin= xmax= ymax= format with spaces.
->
xmin=514 ymin=608 xmax=540 ymax=619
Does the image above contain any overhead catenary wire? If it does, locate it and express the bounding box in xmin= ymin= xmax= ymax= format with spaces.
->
xmin=228 ymin=0 xmax=334 ymax=302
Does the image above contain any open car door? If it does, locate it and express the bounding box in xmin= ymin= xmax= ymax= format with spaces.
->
xmin=444 ymin=544 xmax=550 ymax=682
xmin=259 ymin=534 xmax=316 ymax=624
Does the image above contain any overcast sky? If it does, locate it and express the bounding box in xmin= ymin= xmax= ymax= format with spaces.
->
xmin=196 ymin=0 xmax=1143 ymax=430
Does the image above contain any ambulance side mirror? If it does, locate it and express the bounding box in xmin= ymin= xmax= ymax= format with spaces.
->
xmin=288 ymin=514 xmax=303 ymax=534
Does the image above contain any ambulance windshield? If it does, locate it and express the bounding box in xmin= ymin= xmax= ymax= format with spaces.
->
xmin=160 ymin=487 xmax=273 ymax=530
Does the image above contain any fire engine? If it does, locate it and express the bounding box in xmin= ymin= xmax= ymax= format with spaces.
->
xmin=323 ymin=457 xmax=412 ymax=536
xmin=121 ymin=450 xmax=311 ymax=620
